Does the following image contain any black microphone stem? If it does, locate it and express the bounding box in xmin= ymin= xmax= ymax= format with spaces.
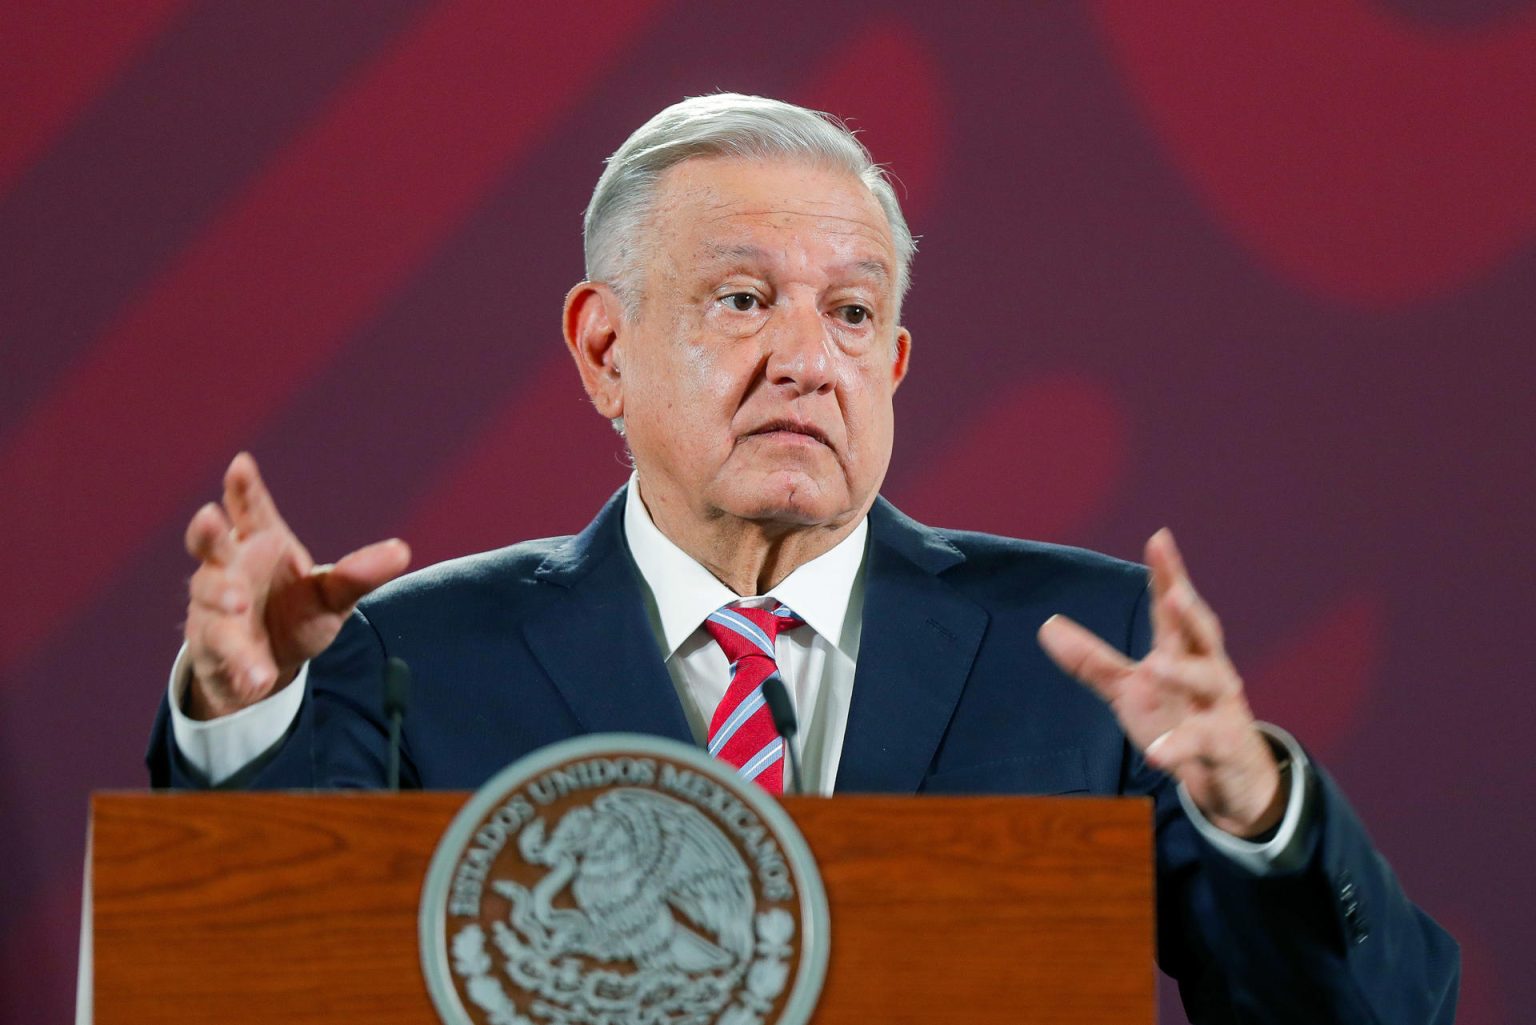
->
xmin=760 ymin=675 xmax=803 ymax=796
xmin=383 ymin=657 xmax=412 ymax=792
xmin=387 ymin=715 xmax=402 ymax=792
xmin=783 ymin=732 xmax=804 ymax=797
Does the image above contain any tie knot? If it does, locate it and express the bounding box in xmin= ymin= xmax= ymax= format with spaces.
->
xmin=703 ymin=601 xmax=803 ymax=662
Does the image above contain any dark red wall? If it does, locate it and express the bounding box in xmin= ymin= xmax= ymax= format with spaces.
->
xmin=3 ymin=3 xmax=1531 ymax=1021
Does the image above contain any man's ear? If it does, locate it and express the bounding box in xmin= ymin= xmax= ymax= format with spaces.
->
xmin=563 ymin=281 xmax=627 ymax=420
xmin=891 ymin=326 xmax=912 ymax=392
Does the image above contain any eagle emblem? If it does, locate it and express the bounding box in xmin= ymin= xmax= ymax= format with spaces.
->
xmin=507 ymin=789 xmax=756 ymax=973
xmin=422 ymin=736 xmax=827 ymax=1025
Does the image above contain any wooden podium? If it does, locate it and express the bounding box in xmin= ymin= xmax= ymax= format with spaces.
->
xmin=88 ymin=792 xmax=1153 ymax=1024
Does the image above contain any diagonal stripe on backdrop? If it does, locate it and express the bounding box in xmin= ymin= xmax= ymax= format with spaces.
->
xmin=0 ymin=1 xmax=433 ymax=438
xmin=885 ymin=374 xmax=1129 ymax=542
xmin=1244 ymin=593 xmax=1383 ymax=761
xmin=398 ymin=356 xmax=630 ymax=568
xmin=0 ymin=0 xmax=671 ymax=671
xmin=0 ymin=0 xmax=192 ymax=195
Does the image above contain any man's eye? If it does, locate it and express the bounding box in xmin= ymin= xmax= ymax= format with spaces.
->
xmin=723 ymin=293 xmax=760 ymax=312
xmin=839 ymin=305 xmax=870 ymax=325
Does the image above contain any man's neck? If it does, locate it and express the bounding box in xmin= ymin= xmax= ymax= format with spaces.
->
xmin=635 ymin=480 xmax=863 ymax=596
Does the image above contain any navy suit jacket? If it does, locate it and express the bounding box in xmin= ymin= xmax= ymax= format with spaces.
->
xmin=149 ymin=488 xmax=1457 ymax=1023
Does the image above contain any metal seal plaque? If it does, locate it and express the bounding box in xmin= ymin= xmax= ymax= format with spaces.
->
xmin=420 ymin=734 xmax=830 ymax=1025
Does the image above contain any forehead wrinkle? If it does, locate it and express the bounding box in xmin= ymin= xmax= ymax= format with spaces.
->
xmin=703 ymin=242 xmax=771 ymax=263
xmin=653 ymin=155 xmax=895 ymax=242
xmin=699 ymin=204 xmax=888 ymax=237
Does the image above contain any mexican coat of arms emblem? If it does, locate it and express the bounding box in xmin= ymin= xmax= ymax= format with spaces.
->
xmin=420 ymin=734 xmax=829 ymax=1025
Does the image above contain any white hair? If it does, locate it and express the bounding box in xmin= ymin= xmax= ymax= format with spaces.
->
xmin=583 ymin=92 xmax=916 ymax=315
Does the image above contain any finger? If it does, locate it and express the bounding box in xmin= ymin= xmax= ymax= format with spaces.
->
xmin=1038 ymin=614 xmax=1135 ymax=698
xmin=223 ymin=451 xmax=287 ymax=537
xmin=1145 ymin=528 xmax=1193 ymax=651
xmin=1143 ymin=717 xmax=1219 ymax=772
xmin=185 ymin=503 xmax=236 ymax=565
xmin=1140 ymin=648 xmax=1238 ymax=704
xmin=188 ymin=565 xmax=252 ymax=614
xmin=1146 ymin=526 xmax=1183 ymax=595
xmin=1147 ymin=528 xmax=1224 ymax=654
xmin=1156 ymin=581 xmax=1224 ymax=655
xmin=1149 ymin=526 xmax=1190 ymax=581
xmin=190 ymin=616 xmax=278 ymax=696
xmin=313 ymin=538 xmax=412 ymax=613
xmin=185 ymin=608 xmax=269 ymax=703
xmin=1144 ymin=528 xmax=1180 ymax=643
xmin=1146 ymin=684 xmax=1266 ymax=761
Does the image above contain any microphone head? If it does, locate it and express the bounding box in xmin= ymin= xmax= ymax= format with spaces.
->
xmin=760 ymin=674 xmax=798 ymax=739
xmin=383 ymin=657 xmax=412 ymax=717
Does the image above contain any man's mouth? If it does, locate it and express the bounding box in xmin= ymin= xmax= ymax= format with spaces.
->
xmin=744 ymin=419 xmax=831 ymax=447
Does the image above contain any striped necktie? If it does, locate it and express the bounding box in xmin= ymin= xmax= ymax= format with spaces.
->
xmin=703 ymin=601 xmax=804 ymax=794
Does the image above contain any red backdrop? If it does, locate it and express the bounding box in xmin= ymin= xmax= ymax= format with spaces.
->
xmin=3 ymin=2 xmax=1531 ymax=1021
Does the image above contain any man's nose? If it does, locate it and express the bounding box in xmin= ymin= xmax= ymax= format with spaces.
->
xmin=765 ymin=299 xmax=835 ymax=395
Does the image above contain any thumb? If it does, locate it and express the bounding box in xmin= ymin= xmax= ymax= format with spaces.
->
xmin=314 ymin=538 xmax=412 ymax=612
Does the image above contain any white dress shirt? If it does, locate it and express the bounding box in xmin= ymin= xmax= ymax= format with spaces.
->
xmin=169 ymin=478 xmax=1309 ymax=871
xmin=622 ymin=476 xmax=866 ymax=796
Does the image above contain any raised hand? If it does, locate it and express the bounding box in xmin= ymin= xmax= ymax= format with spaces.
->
xmin=181 ymin=453 xmax=411 ymax=720
xmin=1037 ymin=529 xmax=1286 ymax=838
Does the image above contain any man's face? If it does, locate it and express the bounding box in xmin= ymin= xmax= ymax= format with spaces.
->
xmin=593 ymin=156 xmax=911 ymax=538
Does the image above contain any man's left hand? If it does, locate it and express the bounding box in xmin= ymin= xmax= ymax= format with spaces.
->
xmin=1038 ymin=529 xmax=1286 ymax=839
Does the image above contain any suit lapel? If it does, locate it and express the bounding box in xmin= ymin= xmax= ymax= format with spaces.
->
xmin=516 ymin=490 xmax=988 ymax=782
xmin=835 ymin=500 xmax=988 ymax=794
xmin=521 ymin=489 xmax=694 ymax=744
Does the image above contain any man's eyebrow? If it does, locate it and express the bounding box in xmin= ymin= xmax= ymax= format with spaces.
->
xmin=851 ymin=259 xmax=890 ymax=283
xmin=701 ymin=245 xmax=892 ymax=283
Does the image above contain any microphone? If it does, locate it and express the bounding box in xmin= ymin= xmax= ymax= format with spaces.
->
xmin=759 ymin=674 xmax=803 ymax=796
xmin=383 ymin=657 xmax=412 ymax=792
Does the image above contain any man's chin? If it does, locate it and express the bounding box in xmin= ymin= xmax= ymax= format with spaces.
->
xmin=713 ymin=475 xmax=855 ymax=531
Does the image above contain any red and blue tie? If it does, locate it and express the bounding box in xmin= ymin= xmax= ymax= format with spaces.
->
xmin=703 ymin=602 xmax=803 ymax=794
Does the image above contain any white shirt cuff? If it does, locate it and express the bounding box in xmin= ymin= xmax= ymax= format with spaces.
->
xmin=167 ymin=644 xmax=308 ymax=786
xmin=1176 ymin=722 xmax=1312 ymax=875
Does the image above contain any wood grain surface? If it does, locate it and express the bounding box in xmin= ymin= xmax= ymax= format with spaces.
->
xmin=90 ymin=792 xmax=1152 ymax=1024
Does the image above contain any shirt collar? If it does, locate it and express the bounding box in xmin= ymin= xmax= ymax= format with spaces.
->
xmin=623 ymin=476 xmax=867 ymax=658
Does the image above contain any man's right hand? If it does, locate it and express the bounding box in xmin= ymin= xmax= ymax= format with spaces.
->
xmin=182 ymin=452 xmax=411 ymax=720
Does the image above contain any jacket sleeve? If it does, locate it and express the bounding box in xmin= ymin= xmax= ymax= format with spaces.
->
xmin=146 ymin=609 xmax=413 ymax=790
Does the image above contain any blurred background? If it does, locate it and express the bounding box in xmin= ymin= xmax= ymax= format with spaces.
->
xmin=3 ymin=2 xmax=1532 ymax=1021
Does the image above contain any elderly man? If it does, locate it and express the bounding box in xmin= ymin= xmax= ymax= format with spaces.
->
xmin=151 ymin=94 xmax=1457 ymax=1023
